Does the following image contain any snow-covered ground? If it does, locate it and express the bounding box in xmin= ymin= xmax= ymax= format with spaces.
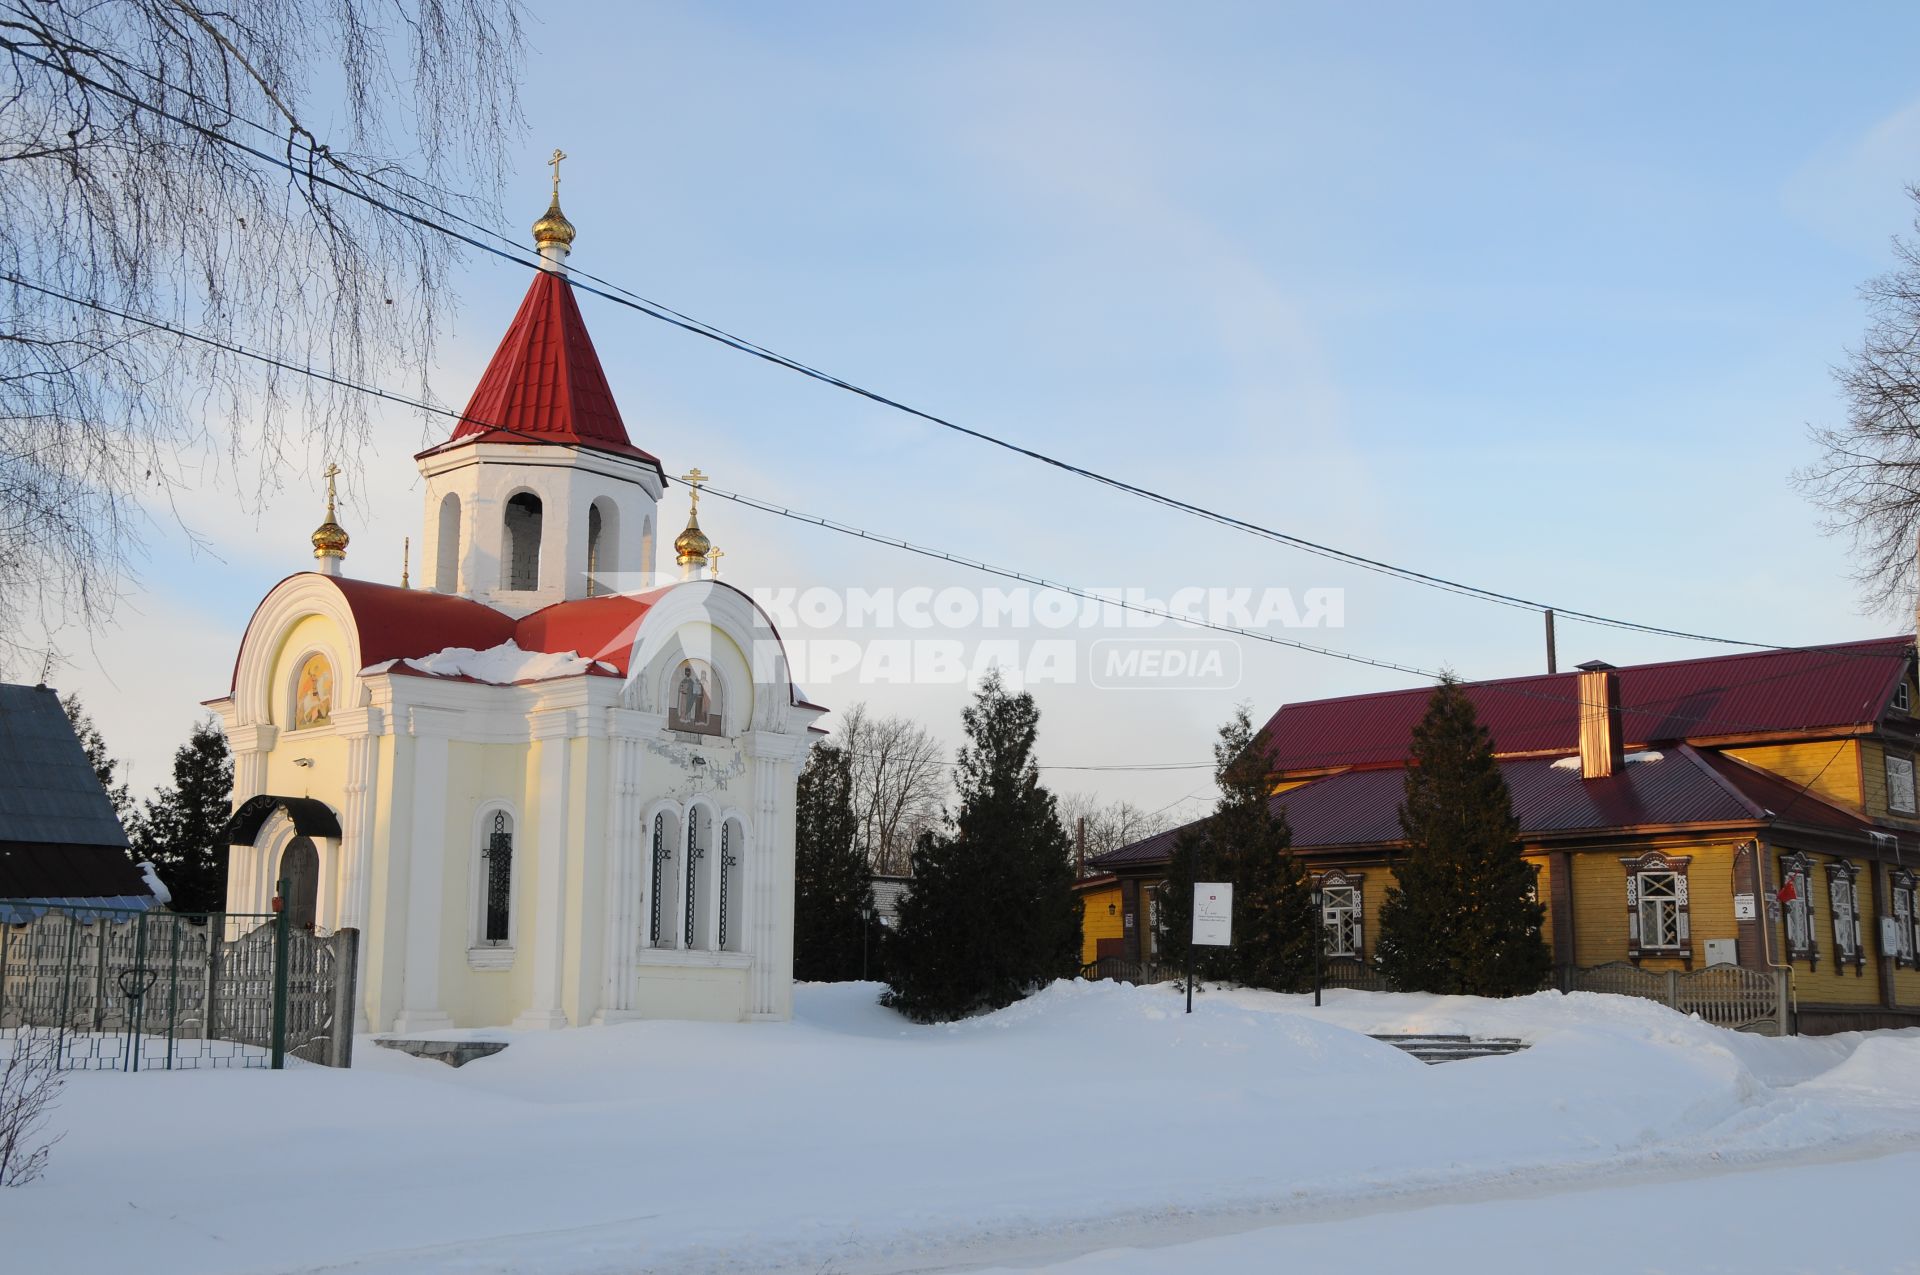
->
xmin=4 ymin=979 xmax=1918 ymax=1274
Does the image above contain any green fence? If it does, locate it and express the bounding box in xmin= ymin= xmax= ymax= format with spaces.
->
xmin=0 ymin=902 xmax=359 ymax=1070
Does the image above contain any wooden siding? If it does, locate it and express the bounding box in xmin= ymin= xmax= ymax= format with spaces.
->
xmin=1568 ymin=838 xmax=1741 ymax=971
xmin=1080 ymin=885 xmax=1123 ymax=965
xmin=1723 ymin=740 xmax=1861 ymax=810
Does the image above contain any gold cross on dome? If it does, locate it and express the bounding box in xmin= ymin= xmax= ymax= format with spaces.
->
xmin=707 ymin=546 xmax=725 ymax=578
xmin=322 ymin=462 xmax=341 ymax=513
xmin=549 ymin=148 xmax=567 ymax=198
xmin=679 ymin=467 xmax=708 ymax=512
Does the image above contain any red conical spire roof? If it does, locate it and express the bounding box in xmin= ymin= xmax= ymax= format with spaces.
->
xmin=422 ymin=270 xmax=661 ymax=471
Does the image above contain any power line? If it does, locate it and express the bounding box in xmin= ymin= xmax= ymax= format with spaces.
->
xmin=0 ymin=32 xmax=1780 ymax=650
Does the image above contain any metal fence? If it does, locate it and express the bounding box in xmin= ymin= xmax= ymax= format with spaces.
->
xmin=1566 ymin=961 xmax=1789 ymax=1035
xmin=0 ymin=903 xmax=359 ymax=1070
xmin=1078 ymin=956 xmax=1180 ymax=986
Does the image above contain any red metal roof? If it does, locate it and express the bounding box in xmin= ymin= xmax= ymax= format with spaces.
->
xmin=1092 ymin=744 xmax=1883 ymax=870
xmin=514 ymin=590 xmax=670 ymax=677
xmin=1259 ymin=637 xmax=1913 ymax=774
xmin=419 ymin=270 xmax=662 ymax=470
xmin=327 ymin=577 xmax=518 ymax=669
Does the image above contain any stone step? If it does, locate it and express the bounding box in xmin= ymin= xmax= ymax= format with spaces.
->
xmin=374 ymin=1038 xmax=509 ymax=1068
xmin=1369 ymin=1033 xmax=1530 ymax=1064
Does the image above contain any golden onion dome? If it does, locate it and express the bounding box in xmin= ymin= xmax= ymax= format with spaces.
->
xmin=674 ymin=511 xmax=711 ymax=565
xmin=312 ymin=463 xmax=349 ymax=560
xmin=532 ymin=196 xmax=576 ymax=248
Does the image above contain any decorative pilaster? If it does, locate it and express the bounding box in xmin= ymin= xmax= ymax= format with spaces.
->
xmin=594 ymin=728 xmax=643 ymax=1023
xmin=742 ymin=730 xmax=807 ymax=1020
xmin=393 ymin=706 xmax=457 ymax=1033
xmin=514 ymin=707 xmax=576 ymax=1030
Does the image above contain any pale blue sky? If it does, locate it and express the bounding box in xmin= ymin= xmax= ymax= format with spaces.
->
xmin=74 ymin=2 xmax=1920 ymax=819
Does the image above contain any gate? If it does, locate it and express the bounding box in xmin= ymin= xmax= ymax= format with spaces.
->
xmin=0 ymin=902 xmax=359 ymax=1070
xmin=1567 ymin=961 xmax=1789 ymax=1035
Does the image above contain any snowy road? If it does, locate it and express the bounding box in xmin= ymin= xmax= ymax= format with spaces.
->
xmin=5 ymin=980 xmax=1918 ymax=1274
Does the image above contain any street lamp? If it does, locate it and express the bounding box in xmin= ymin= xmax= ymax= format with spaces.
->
xmin=1310 ymin=886 xmax=1323 ymax=1008
xmin=861 ymin=896 xmax=876 ymax=982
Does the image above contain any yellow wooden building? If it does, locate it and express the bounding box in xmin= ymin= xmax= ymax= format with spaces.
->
xmin=1078 ymin=638 xmax=1920 ymax=1034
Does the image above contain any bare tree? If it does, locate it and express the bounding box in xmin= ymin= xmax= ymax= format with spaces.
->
xmin=1057 ymin=791 xmax=1176 ymax=874
xmin=1799 ymin=186 xmax=1920 ymax=613
xmin=0 ymin=1029 xmax=64 ymax=1187
xmin=835 ymin=702 xmax=948 ymax=876
xmin=0 ymin=1 xmax=525 ymax=670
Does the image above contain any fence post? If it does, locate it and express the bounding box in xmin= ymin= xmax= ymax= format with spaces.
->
xmin=330 ymin=929 xmax=359 ymax=1068
xmin=271 ymin=881 xmax=290 ymax=1070
xmin=1665 ymin=969 xmax=1680 ymax=1011
xmin=1775 ymin=968 xmax=1792 ymax=1037
xmin=203 ymin=915 xmax=223 ymax=1041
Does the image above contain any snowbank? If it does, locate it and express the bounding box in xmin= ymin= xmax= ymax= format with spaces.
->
xmin=6 ymin=980 xmax=1920 ymax=1275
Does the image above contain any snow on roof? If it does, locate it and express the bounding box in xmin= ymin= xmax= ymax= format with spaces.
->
xmin=363 ymin=639 xmax=617 ymax=685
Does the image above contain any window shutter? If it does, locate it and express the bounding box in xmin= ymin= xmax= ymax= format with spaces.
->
xmin=1352 ymin=881 xmax=1365 ymax=958
xmin=1625 ymin=872 xmax=1640 ymax=956
xmin=1675 ymin=868 xmax=1691 ymax=953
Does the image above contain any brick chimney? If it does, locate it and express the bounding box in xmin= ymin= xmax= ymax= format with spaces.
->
xmin=1576 ymin=661 xmax=1624 ymax=780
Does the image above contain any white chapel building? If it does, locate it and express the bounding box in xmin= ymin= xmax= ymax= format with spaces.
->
xmin=207 ymin=179 xmax=824 ymax=1033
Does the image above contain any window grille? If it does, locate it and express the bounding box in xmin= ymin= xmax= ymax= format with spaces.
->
xmin=650 ymin=812 xmax=672 ymax=947
xmin=480 ymin=812 xmax=512 ymax=944
xmin=685 ymin=810 xmax=705 ymax=949
xmin=1636 ymin=873 xmax=1681 ymax=949
xmin=719 ymin=822 xmax=736 ymax=952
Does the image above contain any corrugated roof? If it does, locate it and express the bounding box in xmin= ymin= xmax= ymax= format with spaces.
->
xmin=1259 ymin=637 xmax=1912 ymax=774
xmin=419 ymin=270 xmax=662 ymax=471
xmin=0 ymin=684 xmax=132 ymax=850
xmin=1091 ymin=745 xmax=1880 ymax=871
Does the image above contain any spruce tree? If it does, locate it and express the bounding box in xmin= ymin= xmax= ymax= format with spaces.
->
xmin=60 ymin=693 xmax=134 ymax=829
xmin=131 ymin=717 xmax=233 ymax=913
xmin=793 ymin=742 xmax=876 ymax=982
xmin=1156 ymin=706 xmax=1314 ymax=989
xmin=1375 ymin=675 xmax=1549 ymax=996
xmin=882 ymin=669 xmax=1081 ymax=1022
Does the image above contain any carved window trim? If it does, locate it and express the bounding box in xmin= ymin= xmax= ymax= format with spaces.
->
xmin=1316 ymin=869 xmax=1364 ymax=960
xmin=1826 ymin=858 xmax=1867 ymax=971
xmin=1779 ymin=851 xmax=1816 ymax=968
xmin=1887 ymin=755 xmax=1917 ymax=816
xmin=1622 ymin=850 xmax=1692 ymax=961
xmin=1891 ymin=869 xmax=1917 ymax=968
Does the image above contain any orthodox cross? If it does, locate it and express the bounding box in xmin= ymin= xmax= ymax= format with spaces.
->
xmin=549 ymin=148 xmax=567 ymax=200
xmin=707 ymin=545 xmax=725 ymax=578
xmin=401 ymin=535 xmax=411 ymax=589
xmin=679 ymin=467 xmax=708 ymax=514
xmin=322 ymin=462 xmax=340 ymax=516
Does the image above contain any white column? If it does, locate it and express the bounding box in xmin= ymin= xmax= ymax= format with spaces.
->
xmin=594 ymin=728 xmax=641 ymax=1023
xmin=742 ymin=731 xmax=806 ymax=1020
xmin=223 ymin=724 xmax=277 ymax=914
xmin=332 ymin=707 xmax=383 ymax=1033
xmin=514 ymin=708 xmax=575 ymax=1030
xmin=393 ymin=708 xmax=455 ymax=1033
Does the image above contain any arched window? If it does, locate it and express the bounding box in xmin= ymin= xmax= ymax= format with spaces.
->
xmin=278 ymin=837 xmax=319 ymax=930
xmin=476 ymin=810 xmax=514 ymax=947
xmin=649 ymin=809 xmax=683 ymax=948
xmin=586 ymin=499 xmax=618 ymax=596
xmin=502 ymin=492 xmax=543 ymax=591
xmin=685 ymin=806 xmax=712 ymax=950
xmin=666 ymin=659 xmax=725 ymax=737
xmin=436 ymin=493 xmax=462 ymax=593
xmin=719 ymin=816 xmax=746 ymax=952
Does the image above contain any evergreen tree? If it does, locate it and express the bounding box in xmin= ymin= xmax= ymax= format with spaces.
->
xmin=1375 ymin=676 xmax=1549 ymax=996
xmin=59 ymin=693 xmax=134 ymax=829
xmin=793 ymin=742 xmax=877 ymax=982
xmin=131 ymin=717 xmax=233 ymax=913
xmin=1156 ymin=706 xmax=1314 ymax=989
xmin=883 ymin=669 xmax=1081 ymax=1022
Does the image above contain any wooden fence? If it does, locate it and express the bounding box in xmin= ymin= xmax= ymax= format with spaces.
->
xmin=1566 ymin=961 xmax=1789 ymax=1035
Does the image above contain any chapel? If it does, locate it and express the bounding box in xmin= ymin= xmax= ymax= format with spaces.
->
xmin=207 ymin=164 xmax=824 ymax=1033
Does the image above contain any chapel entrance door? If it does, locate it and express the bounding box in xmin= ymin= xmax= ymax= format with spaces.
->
xmin=278 ymin=836 xmax=320 ymax=930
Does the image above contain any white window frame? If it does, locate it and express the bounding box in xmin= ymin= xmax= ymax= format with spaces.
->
xmin=1887 ymin=755 xmax=1916 ymax=815
xmin=1892 ymin=870 xmax=1917 ymax=967
xmin=1780 ymin=852 xmax=1816 ymax=966
xmin=1826 ymin=859 xmax=1866 ymax=969
xmin=1316 ymin=870 xmax=1364 ymax=959
xmin=1636 ymin=872 xmax=1684 ymax=951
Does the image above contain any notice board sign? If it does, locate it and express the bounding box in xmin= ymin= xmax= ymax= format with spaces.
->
xmin=1192 ymin=883 xmax=1233 ymax=947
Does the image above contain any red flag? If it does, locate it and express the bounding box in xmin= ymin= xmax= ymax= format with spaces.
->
xmin=1776 ymin=878 xmax=1797 ymax=904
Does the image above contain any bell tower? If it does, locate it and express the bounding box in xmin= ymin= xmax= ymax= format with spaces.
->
xmin=414 ymin=156 xmax=664 ymax=615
